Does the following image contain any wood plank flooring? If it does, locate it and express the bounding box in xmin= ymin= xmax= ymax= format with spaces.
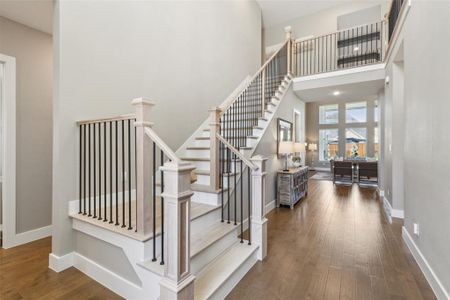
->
xmin=227 ymin=179 xmax=436 ymax=300
xmin=0 ymin=179 xmax=435 ymax=299
xmin=0 ymin=237 xmax=121 ymax=300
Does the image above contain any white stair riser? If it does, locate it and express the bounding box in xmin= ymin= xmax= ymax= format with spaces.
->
xmin=200 ymin=131 xmax=210 ymax=138
xmin=191 ymin=227 xmax=239 ymax=275
xmin=194 ymin=139 xmax=211 ymax=147
xmin=183 ymin=160 xmax=210 ymax=170
xmin=196 ymin=174 xmax=211 ymax=185
xmin=185 ymin=149 xmax=210 ymax=158
xmin=191 ymin=207 xmax=222 ymax=236
xmin=192 ymin=191 xmax=221 ymax=206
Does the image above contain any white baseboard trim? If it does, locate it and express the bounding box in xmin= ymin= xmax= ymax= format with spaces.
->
xmin=49 ymin=252 xmax=74 ymax=272
xmin=7 ymin=225 xmax=52 ymax=248
xmin=402 ymin=227 xmax=449 ymax=300
xmin=266 ymin=200 xmax=276 ymax=213
xmin=382 ymin=196 xmax=404 ymax=223
xmin=73 ymin=252 xmax=143 ymax=298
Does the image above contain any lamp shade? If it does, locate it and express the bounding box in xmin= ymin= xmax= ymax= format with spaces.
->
xmin=294 ymin=142 xmax=306 ymax=153
xmin=279 ymin=141 xmax=293 ymax=154
xmin=308 ymin=143 xmax=317 ymax=151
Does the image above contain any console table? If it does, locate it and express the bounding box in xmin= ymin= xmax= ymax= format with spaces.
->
xmin=277 ymin=167 xmax=309 ymax=209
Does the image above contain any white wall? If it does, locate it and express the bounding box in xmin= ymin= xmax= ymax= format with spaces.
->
xmin=384 ymin=1 xmax=450 ymax=295
xmin=0 ymin=16 xmax=53 ymax=234
xmin=264 ymin=1 xmax=388 ymax=48
xmin=52 ymin=0 xmax=262 ymax=256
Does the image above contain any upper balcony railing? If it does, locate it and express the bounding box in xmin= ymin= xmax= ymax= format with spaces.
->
xmin=292 ymin=21 xmax=385 ymax=77
xmin=387 ymin=0 xmax=405 ymax=42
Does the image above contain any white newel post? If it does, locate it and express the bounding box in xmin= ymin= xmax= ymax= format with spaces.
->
xmin=132 ymin=97 xmax=155 ymax=236
xmin=285 ymin=26 xmax=293 ymax=76
xmin=250 ymin=155 xmax=268 ymax=261
xmin=209 ymin=107 xmax=221 ymax=190
xmin=159 ymin=161 xmax=196 ymax=300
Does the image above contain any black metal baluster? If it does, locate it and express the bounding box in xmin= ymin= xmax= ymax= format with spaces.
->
xmin=104 ymin=122 xmax=107 ymax=222
xmin=152 ymin=142 xmax=156 ymax=262
xmin=234 ymin=151 xmax=237 ymax=226
xmin=109 ymin=121 xmax=113 ymax=224
xmin=160 ymin=150 xmax=164 ymax=265
xmin=121 ymin=120 xmax=126 ymax=228
xmin=93 ymin=123 xmax=97 ymax=218
xmin=248 ymin=168 xmax=251 ymax=245
xmin=135 ymin=123 xmax=137 ymax=232
xmin=227 ymin=148 xmax=230 ymax=224
xmin=83 ymin=124 xmax=87 ymax=215
xmin=240 ymin=160 xmax=243 ymax=243
xmin=128 ymin=119 xmax=132 ymax=230
xmin=79 ymin=125 xmax=82 ymax=214
xmin=115 ymin=121 xmax=119 ymax=226
xmin=88 ymin=123 xmax=92 ymax=217
xmin=98 ymin=122 xmax=102 ymax=220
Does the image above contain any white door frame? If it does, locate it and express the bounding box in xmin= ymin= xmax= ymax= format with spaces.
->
xmin=0 ymin=53 xmax=17 ymax=249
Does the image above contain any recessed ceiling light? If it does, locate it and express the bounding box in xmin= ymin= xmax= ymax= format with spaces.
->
xmin=333 ymin=91 xmax=340 ymax=96
xmin=354 ymin=46 xmax=359 ymax=51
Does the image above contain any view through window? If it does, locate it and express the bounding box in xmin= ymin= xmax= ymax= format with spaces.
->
xmin=319 ymin=129 xmax=339 ymax=161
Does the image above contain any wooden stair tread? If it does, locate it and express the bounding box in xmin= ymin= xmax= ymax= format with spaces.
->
xmin=180 ymin=157 xmax=210 ymax=162
xmin=194 ymin=242 xmax=258 ymax=300
xmin=191 ymin=184 xmax=228 ymax=194
xmin=186 ymin=146 xmax=210 ymax=150
xmin=191 ymin=221 xmax=238 ymax=257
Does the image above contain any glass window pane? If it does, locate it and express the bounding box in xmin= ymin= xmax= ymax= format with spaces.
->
xmin=374 ymin=100 xmax=379 ymax=123
xmin=319 ymin=129 xmax=339 ymax=161
xmin=374 ymin=127 xmax=379 ymax=159
xmin=319 ymin=104 xmax=338 ymax=124
xmin=345 ymin=128 xmax=367 ymax=158
xmin=346 ymin=101 xmax=367 ymax=123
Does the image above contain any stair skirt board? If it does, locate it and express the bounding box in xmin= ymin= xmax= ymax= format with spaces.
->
xmin=71 ymin=218 xmax=162 ymax=300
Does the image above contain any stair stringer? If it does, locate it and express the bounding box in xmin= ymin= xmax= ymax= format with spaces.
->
xmin=182 ymin=75 xmax=293 ymax=207
xmin=71 ymin=218 xmax=162 ymax=300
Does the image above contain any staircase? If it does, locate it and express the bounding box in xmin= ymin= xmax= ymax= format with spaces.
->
xmin=68 ymin=29 xmax=294 ymax=300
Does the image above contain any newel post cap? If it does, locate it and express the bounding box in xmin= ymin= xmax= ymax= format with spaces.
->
xmin=208 ymin=106 xmax=222 ymax=113
xmin=131 ymin=97 xmax=156 ymax=106
xmin=284 ymin=26 xmax=292 ymax=39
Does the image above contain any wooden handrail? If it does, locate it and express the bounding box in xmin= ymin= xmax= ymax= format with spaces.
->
xmin=216 ymin=133 xmax=258 ymax=171
xmin=76 ymin=114 xmax=135 ymax=125
xmin=144 ymin=127 xmax=180 ymax=164
xmin=220 ymin=40 xmax=289 ymax=116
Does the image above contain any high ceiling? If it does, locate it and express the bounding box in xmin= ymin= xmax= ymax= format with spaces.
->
xmin=0 ymin=0 xmax=53 ymax=34
xmin=256 ymin=0 xmax=341 ymax=28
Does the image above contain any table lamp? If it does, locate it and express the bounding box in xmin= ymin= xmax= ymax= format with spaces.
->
xmin=279 ymin=141 xmax=293 ymax=171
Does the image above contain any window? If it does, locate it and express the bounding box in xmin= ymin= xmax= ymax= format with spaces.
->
xmin=374 ymin=100 xmax=379 ymax=122
xmin=319 ymin=129 xmax=339 ymax=161
xmin=345 ymin=128 xmax=367 ymax=158
xmin=346 ymin=101 xmax=367 ymax=123
xmin=374 ymin=127 xmax=379 ymax=159
xmin=319 ymin=104 xmax=338 ymax=124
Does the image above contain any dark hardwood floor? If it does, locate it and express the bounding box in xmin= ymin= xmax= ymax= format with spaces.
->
xmin=228 ymin=179 xmax=436 ymax=300
xmin=0 ymin=237 xmax=121 ymax=300
xmin=0 ymin=179 xmax=435 ymax=299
